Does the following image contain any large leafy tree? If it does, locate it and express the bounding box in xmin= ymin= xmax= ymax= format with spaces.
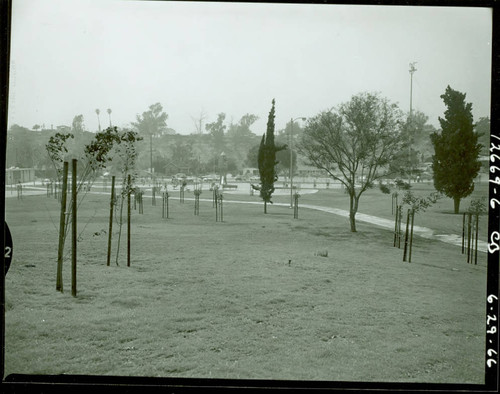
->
xmin=226 ymin=113 xmax=260 ymax=170
xmin=390 ymin=110 xmax=436 ymax=179
xmin=205 ymin=113 xmax=227 ymax=176
xmin=299 ymin=92 xmax=405 ymax=232
xmin=7 ymin=124 xmax=39 ymax=168
xmin=132 ymin=102 xmax=168 ymax=175
xmin=257 ymin=99 xmax=286 ymax=213
xmin=431 ymin=85 xmax=481 ymax=214
xmin=205 ymin=112 xmax=227 ymax=154
xmin=133 ymin=102 xmax=168 ymax=138
xmin=72 ymin=115 xmax=85 ymax=134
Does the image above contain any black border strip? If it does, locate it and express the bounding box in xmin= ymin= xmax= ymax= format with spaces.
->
xmin=0 ymin=0 xmax=11 ymax=385
xmin=485 ymin=0 xmax=500 ymax=390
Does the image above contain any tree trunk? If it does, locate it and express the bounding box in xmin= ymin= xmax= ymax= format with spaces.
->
xmin=349 ymin=193 xmax=358 ymax=232
xmin=454 ymin=197 xmax=461 ymax=214
xmin=264 ymin=200 xmax=267 ymax=214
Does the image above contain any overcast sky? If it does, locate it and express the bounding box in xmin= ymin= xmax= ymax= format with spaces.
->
xmin=8 ymin=0 xmax=492 ymax=135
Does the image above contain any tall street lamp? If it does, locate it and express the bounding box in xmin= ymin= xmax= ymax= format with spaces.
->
xmin=289 ymin=117 xmax=306 ymax=208
xmin=408 ymin=62 xmax=417 ymax=184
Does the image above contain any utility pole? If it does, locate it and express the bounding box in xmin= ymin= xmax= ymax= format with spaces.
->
xmin=289 ymin=117 xmax=306 ymax=208
xmin=95 ymin=109 xmax=101 ymax=132
xmin=408 ymin=62 xmax=417 ymax=183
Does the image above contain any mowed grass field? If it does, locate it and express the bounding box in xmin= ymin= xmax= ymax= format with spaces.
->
xmin=3 ymin=185 xmax=488 ymax=383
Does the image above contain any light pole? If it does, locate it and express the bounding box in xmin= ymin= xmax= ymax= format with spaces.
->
xmin=95 ymin=109 xmax=101 ymax=132
xmin=408 ymin=62 xmax=417 ymax=183
xmin=289 ymin=117 xmax=306 ymax=208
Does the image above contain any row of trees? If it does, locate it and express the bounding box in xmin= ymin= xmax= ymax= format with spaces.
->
xmin=8 ymin=103 xmax=267 ymax=178
xmin=10 ymin=85 xmax=487 ymax=235
xmin=255 ymin=87 xmax=484 ymax=232
xmin=46 ymin=126 xmax=142 ymax=292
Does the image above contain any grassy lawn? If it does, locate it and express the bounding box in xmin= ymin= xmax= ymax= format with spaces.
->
xmin=3 ymin=188 xmax=487 ymax=383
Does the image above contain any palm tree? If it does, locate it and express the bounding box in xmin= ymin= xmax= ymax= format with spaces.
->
xmin=107 ymin=108 xmax=112 ymax=127
xmin=95 ymin=109 xmax=101 ymax=132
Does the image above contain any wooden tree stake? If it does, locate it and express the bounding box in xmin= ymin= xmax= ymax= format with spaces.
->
xmin=56 ymin=161 xmax=68 ymax=292
xmin=127 ymin=174 xmax=131 ymax=267
xmin=71 ymin=159 xmax=77 ymax=297
xmin=475 ymin=214 xmax=479 ymax=265
xmin=403 ymin=209 xmax=410 ymax=261
xmin=393 ymin=204 xmax=399 ymax=247
xmin=409 ymin=209 xmax=415 ymax=263
xmin=462 ymin=213 xmax=465 ymax=254
xmin=467 ymin=213 xmax=472 ymax=264
xmin=106 ymin=176 xmax=115 ymax=266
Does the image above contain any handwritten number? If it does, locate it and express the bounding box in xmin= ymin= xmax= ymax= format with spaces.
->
xmin=487 ymin=315 xmax=497 ymax=325
xmin=487 ymin=327 xmax=497 ymax=334
xmin=488 ymin=349 xmax=498 ymax=357
xmin=491 ymin=198 xmax=500 ymax=209
xmin=490 ymin=166 xmax=500 ymax=173
xmin=490 ymin=177 xmax=500 ymax=185
xmin=488 ymin=232 xmax=500 ymax=253
xmin=4 ymin=246 xmax=11 ymax=259
xmin=488 ymin=294 xmax=499 ymax=303
xmin=487 ymin=359 xmax=497 ymax=367
xmin=492 ymin=135 xmax=500 ymax=141
xmin=491 ymin=143 xmax=500 ymax=152
xmin=491 ymin=154 xmax=500 ymax=163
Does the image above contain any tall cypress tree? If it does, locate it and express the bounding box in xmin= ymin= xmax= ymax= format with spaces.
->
xmin=431 ymin=86 xmax=481 ymax=214
xmin=257 ymin=99 xmax=286 ymax=213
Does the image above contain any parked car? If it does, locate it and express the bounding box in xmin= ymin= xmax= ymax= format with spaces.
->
xmin=203 ymin=174 xmax=218 ymax=183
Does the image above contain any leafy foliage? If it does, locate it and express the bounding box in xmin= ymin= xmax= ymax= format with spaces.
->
xmin=299 ymin=92 xmax=405 ymax=231
xmin=205 ymin=112 xmax=227 ymax=154
xmin=115 ymin=129 xmax=143 ymax=194
xmin=46 ymin=132 xmax=75 ymax=180
xmin=431 ymin=86 xmax=481 ymax=213
xmin=394 ymin=179 xmax=411 ymax=191
xmin=474 ymin=116 xmax=490 ymax=155
xmin=257 ymin=99 xmax=286 ymax=209
xmin=401 ymin=190 xmax=441 ymax=213
xmin=468 ymin=197 xmax=487 ymax=215
xmin=112 ymin=128 xmax=143 ymax=265
xmin=378 ymin=182 xmax=391 ymax=194
xmin=132 ymin=102 xmax=168 ymax=138
xmin=389 ymin=111 xmax=436 ymax=178
xmin=72 ymin=115 xmax=85 ymax=133
xmin=84 ymin=127 xmax=121 ymax=171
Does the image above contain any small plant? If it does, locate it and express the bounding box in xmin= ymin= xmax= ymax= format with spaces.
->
xmin=46 ymin=132 xmax=74 ymax=182
xmin=468 ymin=197 xmax=487 ymax=215
xmin=379 ymin=182 xmax=391 ymax=194
xmin=400 ymin=190 xmax=442 ymax=262
xmin=394 ymin=179 xmax=411 ymax=191
xmin=314 ymin=250 xmax=328 ymax=257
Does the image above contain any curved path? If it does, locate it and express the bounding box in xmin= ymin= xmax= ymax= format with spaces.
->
xmin=199 ymin=197 xmax=489 ymax=254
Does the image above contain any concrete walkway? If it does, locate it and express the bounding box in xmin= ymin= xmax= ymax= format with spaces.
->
xmin=297 ymin=203 xmax=488 ymax=254
xmin=194 ymin=198 xmax=488 ymax=254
